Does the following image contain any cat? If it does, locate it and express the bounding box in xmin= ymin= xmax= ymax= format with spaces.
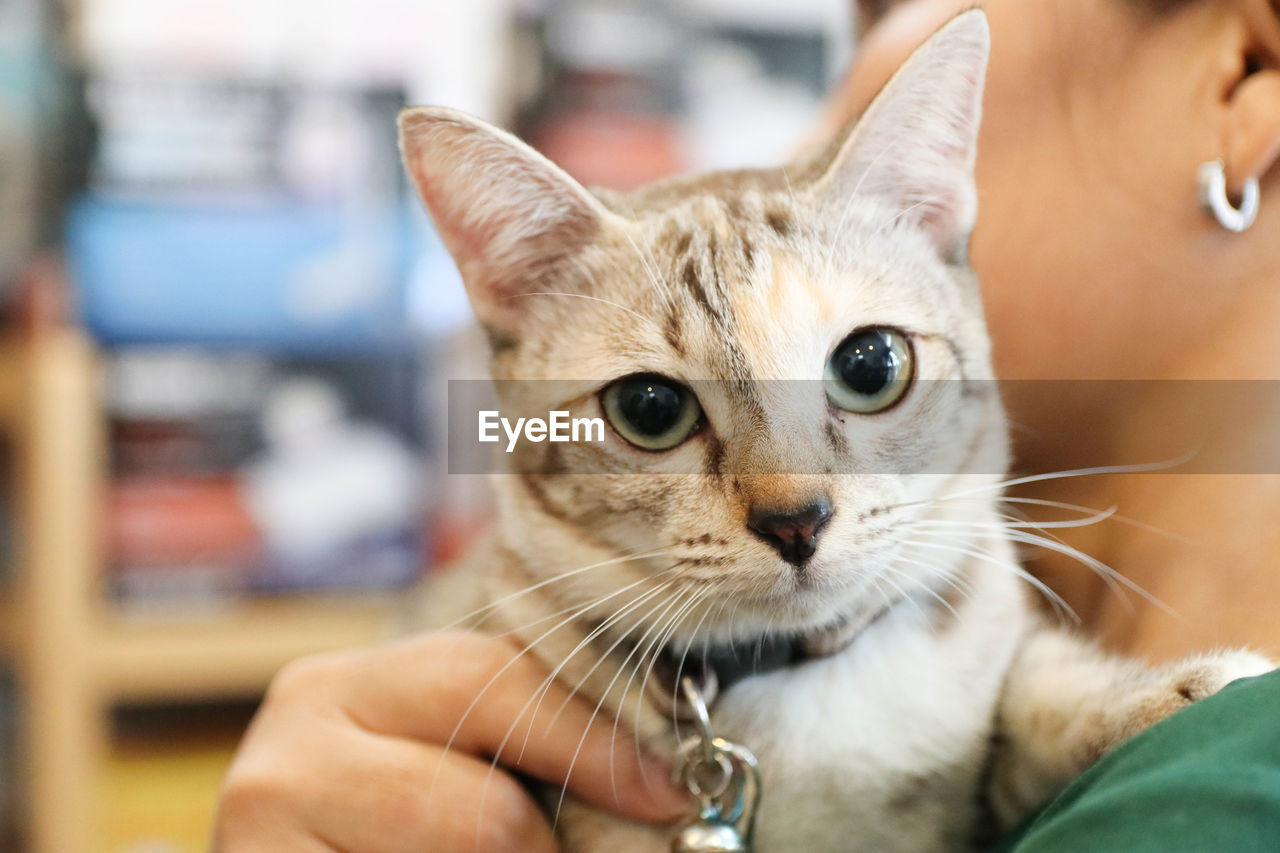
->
xmin=399 ymin=11 xmax=1272 ymax=852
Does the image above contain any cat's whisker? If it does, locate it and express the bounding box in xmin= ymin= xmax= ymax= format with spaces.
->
xmin=616 ymin=584 xmax=704 ymax=781
xmin=628 ymin=586 xmax=709 ymax=778
xmin=482 ymin=583 xmax=694 ymax=834
xmin=935 ymin=508 xmax=1134 ymax=603
xmin=882 ymin=561 xmax=961 ymax=623
xmin=634 ymin=585 xmax=707 ymax=732
xmin=554 ymin=585 xmax=709 ymax=828
xmin=873 ymin=565 xmax=932 ymax=624
xmin=521 ymin=577 xmax=681 ymax=752
xmin=438 ymin=546 xmax=674 ymax=631
xmin=620 ymin=229 xmax=680 ymax=316
xmin=430 ymin=560 xmax=683 ymax=809
xmin=489 ymin=567 xmax=677 ymax=641
xmin=507 ymin=291 xmax=657 ymax=326
xmin=586 ymin=580 xmax=724 ymax=804
xmin=597 ymin=582 xmax=700 ymax=802
xmin=936 ymin=457 xmax=1197 ymax=503
xmin=470 ymin=577 xmax=680 ymax=843
xmin=906 ymin=513 xmax=1175 ymax=617
xmin=542 ymin=579 xmax=685 ymax=734
xmin=1000 ymin=528 xmax=1175 ymax=617
xmin=667 ymin=580 xmax=730 ymax=728
xmin=889 ymin=552 xmax=975 ymax=615
xmin=865 ymin=572 xmax=898 ymax=622
xmin=901 ymin=535 xmax=1080 ymax=624
xmin=911 ymin=504 xmax=1118 ymax=530
xmin=877 ymin=459 xmax=1198 ymax=520
xmin=994 ymin=495 xmax=1198 ymax=544
xmin=924 ymin=499 xmax=1154 ymax=600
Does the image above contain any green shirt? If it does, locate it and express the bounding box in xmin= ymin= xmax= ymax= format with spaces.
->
xmin=995 ymin=670 xmax=1280 ymax=852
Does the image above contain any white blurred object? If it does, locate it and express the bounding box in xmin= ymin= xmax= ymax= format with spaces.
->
xmin=244 ymin=378 xmax=419 ymax=562
xmin=682 ymin=42 xmax=823 ymax=172
xmin=77 ymin=0 xmax=518 ymax=118
xmin=278 ymin=94 xmax=379 ymax=201
xmin=544 ymin=2 xmax=678 ymax=74
xmin=406 ymin=0 xmax=516 ymax=119
xmin=685 ymin=0 xmax=847 ymax=36
xmin=106 ymin=349 xmax=273 ymax=419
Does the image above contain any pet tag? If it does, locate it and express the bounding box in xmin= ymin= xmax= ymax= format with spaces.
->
xmin=670 ymin=677 xmax=761 ymax=853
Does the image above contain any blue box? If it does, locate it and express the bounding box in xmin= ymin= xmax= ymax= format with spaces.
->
xmin=68 ymin=194 xmax=422 ymax=354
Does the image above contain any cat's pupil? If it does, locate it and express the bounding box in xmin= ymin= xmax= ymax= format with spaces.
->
xmin=833 ymin=330 xmax=900 ymax=395
xmin=616 ymin=377 xmax=685 ymax=437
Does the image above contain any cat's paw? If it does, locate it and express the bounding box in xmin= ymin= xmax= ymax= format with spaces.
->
xmin=1107 ymin=649 xmax=1274 ymax=748
xmin=1163 ymin=649 xmax=1273 ymax=704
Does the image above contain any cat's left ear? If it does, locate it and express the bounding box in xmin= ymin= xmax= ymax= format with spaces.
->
xmin=814 ymin=10 xmax=989 ymax=263
xmin=399 ymin=107 xmax=614 ymax=335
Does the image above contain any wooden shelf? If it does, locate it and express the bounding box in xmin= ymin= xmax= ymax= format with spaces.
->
xmin=0 ymin=327 xmax=415 ymax=851
xmin=0 ymin=589 xmax=17 ymax=658
xmin=0 ymin=335 xmax=23 ymax=432
xmin=92 ymin=595 xmax=400 ymax=703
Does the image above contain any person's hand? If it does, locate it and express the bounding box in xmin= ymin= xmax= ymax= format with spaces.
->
xmin=213 ymin=631 xmax=690 ymax=852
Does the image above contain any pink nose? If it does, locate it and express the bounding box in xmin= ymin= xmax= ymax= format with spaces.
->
xmin=747 ymin=497 xmax=833 ymax=568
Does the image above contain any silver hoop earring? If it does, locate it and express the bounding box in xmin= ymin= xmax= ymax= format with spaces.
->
xmin=1198 ymin=159 xmax=1259 ymax=233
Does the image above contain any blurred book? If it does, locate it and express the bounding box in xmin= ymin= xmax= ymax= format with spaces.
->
xmin=103 ymin=349 xmax=427 ymax=605
xmin=69 ymin=195 xmax=420 ymax=353
xmin=107 ymin=475 xmax=258 ymax=602
xmin=85 ymin=76 xmax=405 ymax=202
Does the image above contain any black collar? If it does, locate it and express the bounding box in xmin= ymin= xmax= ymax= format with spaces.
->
xmin=654 ymin=632 xmax=813 ymax=711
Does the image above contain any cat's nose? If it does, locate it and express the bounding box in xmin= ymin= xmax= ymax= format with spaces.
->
xmin=748 ymin=496 xmax=833 ymax=567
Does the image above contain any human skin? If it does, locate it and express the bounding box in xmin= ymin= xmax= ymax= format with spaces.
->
xmin=816 ymin=0 xmax=1280 ymax=662
xmin=212 ymin=633 xmax=690 ymax=851
xmin=215 ymin=2 xmax=1280 ymax=848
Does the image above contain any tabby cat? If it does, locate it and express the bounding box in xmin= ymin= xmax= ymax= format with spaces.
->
xmin=399 ymin=12 xmax=1271 ymax=852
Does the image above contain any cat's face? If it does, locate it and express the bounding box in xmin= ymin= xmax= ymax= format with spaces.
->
xmin=404 ymin=13 xmax=1005 ymax=647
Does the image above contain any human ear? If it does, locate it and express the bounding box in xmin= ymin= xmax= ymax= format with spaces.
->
xmin=1218 ymin=0 xmax=1280 ymax=191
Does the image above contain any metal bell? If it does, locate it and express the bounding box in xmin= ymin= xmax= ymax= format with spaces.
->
xmin=670 ymin=678 xmax=761 ymax=853
xmin=672 ymin=820 xmax=749 ymax=853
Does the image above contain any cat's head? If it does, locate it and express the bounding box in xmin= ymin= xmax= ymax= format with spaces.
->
xmin=403 ymin=12 xmax=1006 ymax=647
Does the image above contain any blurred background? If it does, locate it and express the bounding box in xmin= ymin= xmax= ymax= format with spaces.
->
xmin=0 ymin=0 xmax=852 ymax=850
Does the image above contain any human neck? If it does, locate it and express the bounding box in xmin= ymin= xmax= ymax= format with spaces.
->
xmin=1010 ymin=278 xmax=1280 ymax=652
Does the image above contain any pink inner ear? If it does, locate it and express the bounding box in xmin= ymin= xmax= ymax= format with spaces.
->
xmin=824 ymin=15 xmax=986 ymax=256
xmin=406 ymin=158 xmax=481 ymax=259
xmin=403 ymin=124 xmax=605 ymax=331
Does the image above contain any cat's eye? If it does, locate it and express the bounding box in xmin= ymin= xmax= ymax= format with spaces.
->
xmin=602 ymin=374 xmax=702 ymax=451
xmin=824 ymin=327 xmax=914 ymax=414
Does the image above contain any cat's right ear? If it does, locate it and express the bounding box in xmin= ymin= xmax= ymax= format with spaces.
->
xmin=399 ymin=107 xmax=612 ymax=335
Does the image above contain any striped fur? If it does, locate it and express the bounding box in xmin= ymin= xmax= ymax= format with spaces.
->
xmin=401 ymin=12 xmax=1272 ymax=852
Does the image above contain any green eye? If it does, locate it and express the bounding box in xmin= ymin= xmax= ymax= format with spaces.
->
xmin=602 ymin=374 xmax=702 ymax=451
xmin=824 ymin=328 xmax=914 ymax=413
